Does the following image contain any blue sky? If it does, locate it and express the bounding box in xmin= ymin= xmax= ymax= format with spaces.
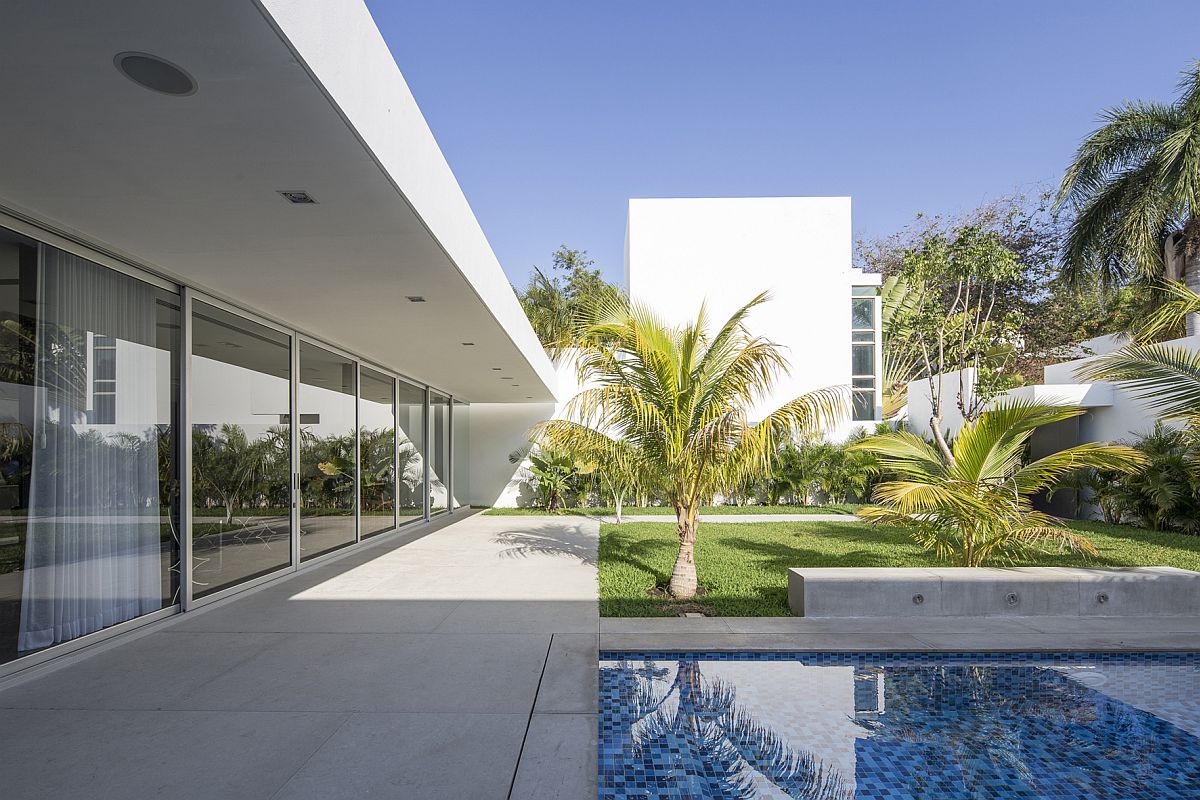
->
xmin=366 ymin=1 xmax=1200 ymax=287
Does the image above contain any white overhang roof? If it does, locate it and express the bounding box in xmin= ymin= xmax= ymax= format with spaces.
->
xmin=0 ymin=0 xmax=555 ymax=402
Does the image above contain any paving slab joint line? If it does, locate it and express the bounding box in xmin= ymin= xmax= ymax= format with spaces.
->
xmin=507 ymin=633 xmax=556 ymax=800
xmin=266 ymin=711 xmax=355 ymax=800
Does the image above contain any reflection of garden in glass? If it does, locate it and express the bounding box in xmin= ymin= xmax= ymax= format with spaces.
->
xmin=299 ymin=342 xmax=356 ymax=560
xmin=190 ymin=301 xmax=291 ymax=596
xmin=600 ymin=652 xmax=1200 ymax=800
xmin=359 ymin=366 xmax=395 ymax=538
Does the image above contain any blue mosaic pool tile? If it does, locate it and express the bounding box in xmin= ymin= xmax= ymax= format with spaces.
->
xmin=598 ymin=651 xmax=1200 ymax=799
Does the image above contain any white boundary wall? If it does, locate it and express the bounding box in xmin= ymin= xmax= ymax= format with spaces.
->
xmin=905 ymin=334 xmax=1200 ymax=444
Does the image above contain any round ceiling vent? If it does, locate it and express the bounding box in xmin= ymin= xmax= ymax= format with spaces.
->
xmin=114 ymin=52 xmax=197 ymax=96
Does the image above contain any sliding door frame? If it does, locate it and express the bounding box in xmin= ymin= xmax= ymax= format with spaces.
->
xmin=296 ymin=334 xmax=360 ymax=560
xmin=186 ymin=290 xmax=297 ymax=610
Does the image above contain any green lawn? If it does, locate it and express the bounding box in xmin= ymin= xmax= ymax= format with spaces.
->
xmin=482 ymin=503 xmax=863 ymax=517
xmin=599 ymin=519 xmax=1200 ymax=617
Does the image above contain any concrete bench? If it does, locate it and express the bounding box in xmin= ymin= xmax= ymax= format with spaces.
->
xmin=787 ymin=566 xmax=1200 ymax=618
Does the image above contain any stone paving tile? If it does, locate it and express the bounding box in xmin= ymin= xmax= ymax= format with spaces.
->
xmin=271 ymin=711 xmax=527 ymax=800
xmin=0 ymin=708 xmax=348 ymax=800
xmin=535 ymin=633 xmax=600 ymax=714
xmin=510 ymin=712 xmax=598 ymax=800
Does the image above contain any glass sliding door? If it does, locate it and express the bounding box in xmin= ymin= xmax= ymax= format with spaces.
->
xmin=452 ymin=400 xmax=470 ymax=510
xmin=190 ymin=302 xmax=291 ymax=597
xmin=359 ymin=366 xmax=395 ymax=538
xmin=429 ymin=392 xmax=449 ymax=515
xmin=298 ymin=341 xmax=356 ymax=560
xmin=396 ymin=379 xmax=426 ymax=521
xmin=0 ymin=231 xmax=181 ymax=664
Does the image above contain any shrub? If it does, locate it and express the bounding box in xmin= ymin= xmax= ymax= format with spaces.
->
xmin=1087 ymin=424 xmax=1200 ymax=533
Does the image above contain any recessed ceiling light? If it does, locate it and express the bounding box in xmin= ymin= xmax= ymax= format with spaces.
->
xmin=114 ymin=52 xmax=197 ymax=96
xmin=406 ymin=296 xmax=426 ymax=303
xmin=278 ymin=190 xmax=317 ymax=204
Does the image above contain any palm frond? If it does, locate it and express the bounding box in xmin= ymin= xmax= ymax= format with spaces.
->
xmin=1137 ymin=281 xmax=1200 ymax=343
xmin=1013 ymin=442 xmax=1146 ymax=495
xmin=1077 ymin=343 xmax=1200 ymax=420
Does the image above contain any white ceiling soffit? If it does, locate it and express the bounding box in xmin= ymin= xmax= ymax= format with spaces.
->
xmin=0 ymin=0 xmax=555 ymax=402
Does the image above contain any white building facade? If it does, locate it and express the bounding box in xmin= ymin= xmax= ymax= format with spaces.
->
xmin=626 ymin=197 xmax=883 ymax=428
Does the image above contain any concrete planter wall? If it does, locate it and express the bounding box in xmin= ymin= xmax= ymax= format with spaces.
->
xmin=788 ymin=566 xmax=1200 ymax=618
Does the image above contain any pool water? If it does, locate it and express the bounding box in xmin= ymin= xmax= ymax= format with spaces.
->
xmin=598 ymin=652 xmax=1200 ymax=799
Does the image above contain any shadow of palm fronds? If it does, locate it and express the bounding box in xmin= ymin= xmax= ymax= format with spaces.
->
xmin=492 ymin=526 xmax=598 ymax=566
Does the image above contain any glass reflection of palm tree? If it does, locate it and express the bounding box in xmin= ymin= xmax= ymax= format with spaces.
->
xmin=602 ymin=658 xmax=851 ymax=800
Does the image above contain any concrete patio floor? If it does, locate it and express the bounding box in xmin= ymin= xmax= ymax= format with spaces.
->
xmin=0 ymin=511 xmax=601 ymax=800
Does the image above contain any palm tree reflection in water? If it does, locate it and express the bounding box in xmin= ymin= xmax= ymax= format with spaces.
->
xmin=601 ymin=658 xmax=851 ymax=800
xmin=601 ymin=656 xmax=1200 ymax=799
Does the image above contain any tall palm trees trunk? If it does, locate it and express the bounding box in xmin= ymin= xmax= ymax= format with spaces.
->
xmin=1165 ymin=227 xmax=1200 ymax=336
xmin=669 ymin=500 xmax=699 ymax=598
xmin=1186 ymin=252 xmax=1200 ymax=336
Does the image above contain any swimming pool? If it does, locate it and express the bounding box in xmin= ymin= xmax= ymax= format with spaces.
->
xmin=598 ymin=651 xmax=1200 ymax=799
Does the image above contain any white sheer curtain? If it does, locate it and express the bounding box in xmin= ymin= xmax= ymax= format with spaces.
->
xmin=18 ymin=247 xmax=164 ymax=652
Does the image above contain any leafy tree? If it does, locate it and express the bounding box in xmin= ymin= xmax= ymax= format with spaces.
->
xmin=533 ymin=293 xmax=841 ymax=598
xmin=893 ymin=224 xmax=1022 ymax=460
xmin=853 ymin=401 xmax=1144 ymax=567
xmin=1056 ymin=60 xmax=1200 ymax=336
xmin=397 ymin=438 xmax=425 ymax=511
xmin=515 ymin=245 xmax=621 ymax=357
xmin=763 ymin=435 xmax=878 ymax=506
xmin=861 ymin=195 xmax=1127 ymax=391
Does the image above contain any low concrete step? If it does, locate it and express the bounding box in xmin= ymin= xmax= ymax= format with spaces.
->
xmin=788 ymin=566 xmax=1200 ymax=618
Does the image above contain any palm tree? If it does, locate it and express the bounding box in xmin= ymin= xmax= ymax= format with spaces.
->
xmin=533 ymin=293 xmax=842 ymax=598
xmin=1075 ymin=282 xmax=1200 ymax=428
xmin=1078 ymin=342 xmax=1200 ymax=426
xmin=852 ymin=401 xmax=1144 ymax=567
xmin=1056 ymin=61 xmax=1200 ymax=332
xmin=1138 ymin=279 xmax=1200 ymax=342
xmin=509 ymin=446 xmax=594 ymax=511
xmin=516 ymin=267 xmax=574 ymax=357
xmin=880 ymin=275 xmax=925 ymax=418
